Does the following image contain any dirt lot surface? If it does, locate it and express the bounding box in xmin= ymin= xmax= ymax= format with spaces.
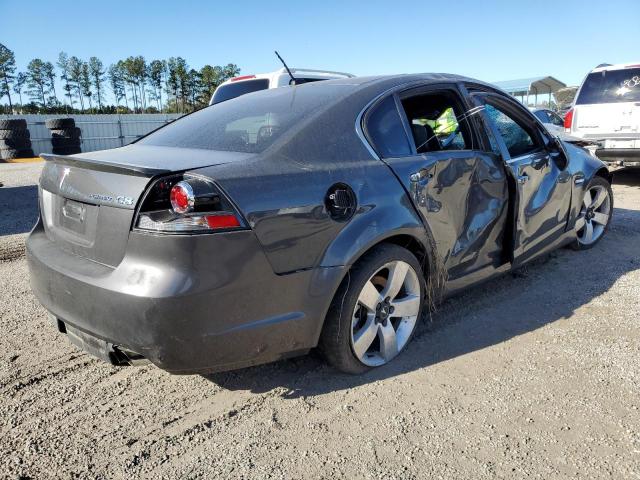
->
xmin=1 ymin=163 xmax=639 ymax=479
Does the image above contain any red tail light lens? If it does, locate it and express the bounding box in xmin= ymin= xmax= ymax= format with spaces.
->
xmin=205 ymin=214 xmax=241 ymax=229
xmin=170 ymin=181 xmax=194 ymax=214
xmin=564 ymin=108 xmax=574 ymax=130
xmin=135 ymin=175 xmax=245 ymax=234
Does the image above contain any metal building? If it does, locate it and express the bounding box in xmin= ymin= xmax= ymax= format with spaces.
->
xmin=492 ymin=76 xmax=567 ymax=107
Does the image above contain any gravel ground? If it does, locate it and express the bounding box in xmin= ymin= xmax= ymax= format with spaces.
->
xmin=1 ymin=163 xmax=639 ymax=479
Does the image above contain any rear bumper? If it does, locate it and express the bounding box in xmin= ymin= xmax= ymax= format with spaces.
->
xmin=596 ymin=148 xmax=640 ymax=168
xmin=27 ymin=221 xmax=344 ymax=373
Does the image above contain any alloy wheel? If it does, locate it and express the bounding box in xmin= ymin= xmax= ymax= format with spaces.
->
xmin=350 ymin=260 xmax=421 ymax=367
xmin=575 ymin=184 xmax=611 ymax=246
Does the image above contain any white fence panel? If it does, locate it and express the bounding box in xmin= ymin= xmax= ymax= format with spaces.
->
xmin=0 ymin=114 xmax=182 ymax=155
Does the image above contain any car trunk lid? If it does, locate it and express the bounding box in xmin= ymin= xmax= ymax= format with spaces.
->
xmin=38 ymin=145 xmax=252 ymax=267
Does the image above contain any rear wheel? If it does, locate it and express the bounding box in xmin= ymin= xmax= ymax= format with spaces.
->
xmin=320 ymin=244 xmax=425 ymax=374
xmin=571 ymin=176 xmax=613 ymax=250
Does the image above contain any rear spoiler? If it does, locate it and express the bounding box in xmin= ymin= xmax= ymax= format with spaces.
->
xmin=40 ymin=153 xmax=170 ymax=177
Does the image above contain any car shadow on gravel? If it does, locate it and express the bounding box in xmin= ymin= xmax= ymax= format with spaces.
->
xmin=0 ymin=185 xmax=38 ymax=236
xmin=206 ymin=206 xmax=640 ymax=397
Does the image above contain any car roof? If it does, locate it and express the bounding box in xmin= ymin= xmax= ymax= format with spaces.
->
xmin=316 ymin=73 xmax=503 ymax=101
xmin=320 ymin=72 xmax=484 ymax=88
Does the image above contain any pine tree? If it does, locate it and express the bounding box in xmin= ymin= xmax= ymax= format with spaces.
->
xmin=0 ymin=43 xmax=16 ymax=112
xmin=68 ymin=56 xmax=85 ymax=111
xmin=26 ymin=58 xmax=49 ymax=108
xmin=13 ymin=72 xmax=27 ymax=112
xmin=57 ymin=52 xmax=74 ymax=111
xmin=88 ymin=57 xmax=105 ymax=110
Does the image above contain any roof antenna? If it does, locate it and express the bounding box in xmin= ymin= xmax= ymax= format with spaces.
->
xmin=275 ymin=51 xmax=298 ymax=85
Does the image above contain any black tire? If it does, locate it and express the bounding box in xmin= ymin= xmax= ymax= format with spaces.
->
xmin=319 ymin=243 xmax=426 ymax=374
xmin=0 ymin=119 xmax=27 ymax=130
xmin=45 ymin=118 xmax=75 ymax=129
xmin=51 ymin=137 xmax=80 ymax=148
xmin=0 ymin=148 xmax=35 ymax=160
xmin=570 ymin=175 xmax=613 ymax=251
xmin=0 ymin=138 xmax=32 ymax=150
xmin=51 ymin=127 xmax=81 ymax=138
xmin=0 ymin=129 xmax=30 ymax=140
xmin=52 ymin=146 xmax=81 ymax=155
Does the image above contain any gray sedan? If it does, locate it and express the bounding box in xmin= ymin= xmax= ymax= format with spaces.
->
xmin=27 ymin=74 xmax=613 ymax=374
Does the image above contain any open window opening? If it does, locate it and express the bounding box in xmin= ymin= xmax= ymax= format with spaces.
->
xmin=400 ymin=90 xmax=476 ymax=153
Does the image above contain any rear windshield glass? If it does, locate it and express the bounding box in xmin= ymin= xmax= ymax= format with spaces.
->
xmin=139 ymin=84 xmax=352 ymax=153
xmin=576 ymin=68 xmax=640 ymax=104
xmin=211 ymin=79 xmax=269 ymax=104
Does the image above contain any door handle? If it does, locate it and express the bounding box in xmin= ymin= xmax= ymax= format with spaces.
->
xmin=517 ymin=173 xmax=529 ymax=185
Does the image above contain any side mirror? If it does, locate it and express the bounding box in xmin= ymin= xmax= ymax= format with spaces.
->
xmin=548 ymin=135 xmax=568 ymax=169
xmin=547 ymin=135 xmax=562 ymax=151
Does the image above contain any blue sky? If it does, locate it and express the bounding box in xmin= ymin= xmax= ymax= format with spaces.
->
xmin=2 ymin=0 xmax=639 ymax=102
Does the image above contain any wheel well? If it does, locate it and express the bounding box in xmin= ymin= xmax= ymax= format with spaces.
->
xmin=348 ymin=234 xmax=432 ymax=279
xmin=318 ymin=234 xmax=440 ymax=341
xmin=594 ymin=166 xmax=612 ymax=184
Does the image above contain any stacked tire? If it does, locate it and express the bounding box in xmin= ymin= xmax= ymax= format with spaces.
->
xmin=0 ymin=119 xmax=34 ymax=161
xmin=46 ymin=118 xmax=81 ymax=155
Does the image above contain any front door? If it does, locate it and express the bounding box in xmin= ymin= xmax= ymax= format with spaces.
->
xmin=474 ymin=93 xmax=573 ymax=265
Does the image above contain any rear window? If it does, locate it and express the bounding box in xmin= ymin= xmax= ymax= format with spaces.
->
xmin=211 ymin=79 xmax=269 ymax=104
xmin=576 ymin=68 xmax=640 ymax=104
xmin=139 ymin=84 xmax=352 ymax=153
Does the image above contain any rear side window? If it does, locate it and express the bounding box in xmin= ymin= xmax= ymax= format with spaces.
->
xmin=364 ymin=95 xmax=412 ymax=157
xmin=212 ymin=79 xmax=269 ymax=104
xmin=139 ymin=84 xmax=352 ymax=153
xmin=400 ymin=90 xmax=475 ymax=152
xmin=576 ymin=68 xmax=640 ymax=104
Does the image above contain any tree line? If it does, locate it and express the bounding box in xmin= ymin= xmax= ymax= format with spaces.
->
xmin=0 ymin=43 xmax=241 ymax=114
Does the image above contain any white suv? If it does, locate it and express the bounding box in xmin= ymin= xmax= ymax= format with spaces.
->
xmin=565 ymin=61 xmax=640 ymax=168
xmin=209 ymin=68 xmax=355 ymax=105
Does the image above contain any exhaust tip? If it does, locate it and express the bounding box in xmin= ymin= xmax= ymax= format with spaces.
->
xmin=112 ymin=346 xmax=151 ymax=366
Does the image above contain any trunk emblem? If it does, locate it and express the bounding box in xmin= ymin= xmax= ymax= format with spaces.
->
xmin=87 ymin=193 xmax=134 ymax=206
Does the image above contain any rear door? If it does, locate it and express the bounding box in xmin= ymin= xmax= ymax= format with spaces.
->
xmin=472 ymin=92 xmax=573 ymax=265
xmin=363 ymin=84 xmax=510 ymax=280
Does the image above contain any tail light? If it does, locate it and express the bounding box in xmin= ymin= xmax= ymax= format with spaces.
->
xmin=134 ymin=175 xmax=245 ymax=233
xmin=564 ymin=108 xmax=574 ymax=130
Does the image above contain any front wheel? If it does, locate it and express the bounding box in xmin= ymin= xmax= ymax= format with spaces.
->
xmin=571 ymin=176 xmax=613 ymax=250
xmin=320 ymin=244 xmax=426 ymax=374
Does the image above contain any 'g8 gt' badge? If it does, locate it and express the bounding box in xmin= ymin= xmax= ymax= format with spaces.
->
xmin=88 ymin=193 xmax=134 ymax=206
xmin=116 ymin=196 xmax=134 ymax=206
